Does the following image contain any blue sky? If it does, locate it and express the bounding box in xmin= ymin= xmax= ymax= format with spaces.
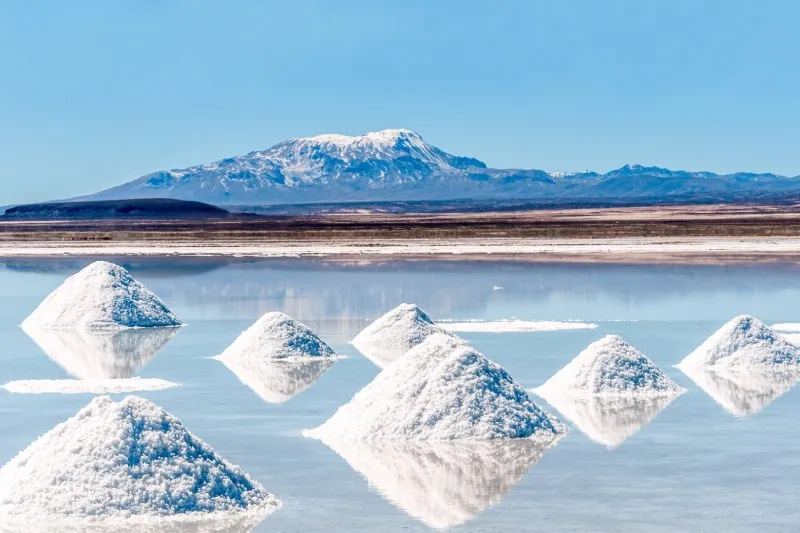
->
xmin=1 ymin=0 xmax=798 ymax=204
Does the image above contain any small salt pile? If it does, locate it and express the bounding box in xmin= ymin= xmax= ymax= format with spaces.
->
xmin=22 ymin=261 xmax=182 ymax=330
xmin=0 ymin=396 xmax=280 ymax=524
xmin=216 ymin=311 xmax=338 ymax=361
xmin=351 ymin=303 xmax=456 ymax=368
xmin=214 ymin=312 xmax=339 ymax=402
xmin=535 ymin=335 xmax=684 ymax=397
xmin=676 ymin=315 xmax=800 ymax=370
xmin=305 ymin=334 xmax=566 ymax=441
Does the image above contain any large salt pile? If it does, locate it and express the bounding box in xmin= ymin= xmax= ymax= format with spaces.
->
xmin=217 ymin=357 xmax=335 ymax=404
xmin=217 ymin=311 xmax=338 ymax=361
xmin=535 ymin=335 xmax=684 ymax=397
xmin=305 ymin=334 xmax=566 ymax=441
xmin=677 ymin=315 xmax=800 ymax=370
xmin=21 ymin=326 xmax=179 ymax=380
xmin=318 ymin=438 xmax=557 ymax=530
xmin=351 ymin=303 xmax=456 ymax=368
xmin=22 ymin=261 xmax=182 ymax=330
xmin=540 ymin=394 xmax=678 ymax=448
xmin=0 ymin=396 xmax=280 ymax=524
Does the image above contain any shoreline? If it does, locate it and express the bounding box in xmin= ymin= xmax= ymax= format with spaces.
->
xmin=3 ymin=237 xmax=800 ymax=263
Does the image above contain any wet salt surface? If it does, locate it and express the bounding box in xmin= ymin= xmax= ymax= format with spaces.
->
xmin=2 ymin=258 xmax=800 ymax=531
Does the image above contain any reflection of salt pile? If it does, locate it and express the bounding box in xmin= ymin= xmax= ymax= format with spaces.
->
xmin=676 ymin=316 xmax=800 ymax=417
xmin=536 ymin=335 xmax=684 ymax=397
xmin=318 ymin=438 xmax=557 ymax=530
xmin=22 ymin=326 xmax=179 ymax=379
xmin=216 ymin=358 xmax=334 ymax=404
xmin=677 ymin=315 xmax=800 ymax=370
xmin=22 ymin=261 xmax=181 ymax=330
xmin=2 ymin=378 xmax=178 ymax=395
xmin=0 ymin=396 xmax=280 ymax=524
xmin=214 ymin=312 xmax=338 ymax=403
xmin=351 ymin=303 xmax=456 ymax=368
xmin=0 ymin=512 xmax=267 ymax=533
xmin=306 ymin=334 xmax=566 ymax=441
xmin=539 ymin=394 xmax=678 ymax=448
xmin=679 ymin=365 xmax=800 ymax=417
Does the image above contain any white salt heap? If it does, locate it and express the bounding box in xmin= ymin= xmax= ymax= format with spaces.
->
xmin=676 ymin=315 xmax=800 ymax=370
xmin=217 ymin=311 xmax=338 ymax=361
xmin=22 ymin=261 xmax=182 ymax=330
xmin=21 ymin=326 xmax=179 ymax=379
xmin=0 ymin=396 xmax=280 ymax=523
xmin=535 ymin=335 xmax=684 ymax=397
xmin=318 ymin=438 xmax=558 ymax=530
xmin=216 ymin=357 xmax=335 ymax=404
xmin=540 ymin=394 xmax=679 ymax=448
xmin=351 ymin=303 xmax=456 ymax=368
xmin=306 ymin=334 xmax=566 ymax=441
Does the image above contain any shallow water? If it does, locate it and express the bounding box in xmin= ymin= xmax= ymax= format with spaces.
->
xmin=1 ymin=258 xmax=800 ymax=532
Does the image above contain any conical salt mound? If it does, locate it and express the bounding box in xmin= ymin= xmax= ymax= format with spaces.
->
xmin=535 ymin=335 xmax=684 ymax=397
xmin=677 ymin=315 xmax=800 ymax=370
xmin=217 ymin=311 xmax=338 ymax=361
xmin=0 ymin=396 xmax=281 ymax=522
xmin=305 ymin=334 xmax=566 ymax=441
xmin=22 ymin=261 xmax=182 ymax=330
xmin=351 ymin=303 xmax=456 ymax=368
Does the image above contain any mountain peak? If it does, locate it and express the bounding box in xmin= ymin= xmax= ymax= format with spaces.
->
xmin=298 ymin=128 xmax=423 ymax=148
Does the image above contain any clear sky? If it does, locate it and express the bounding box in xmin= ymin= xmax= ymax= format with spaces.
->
xmin=1 ymin=0 xmax=799 ymax=204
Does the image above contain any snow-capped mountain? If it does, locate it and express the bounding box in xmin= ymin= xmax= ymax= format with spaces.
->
xmin=82 ymin=129 xmax=800 ymax=206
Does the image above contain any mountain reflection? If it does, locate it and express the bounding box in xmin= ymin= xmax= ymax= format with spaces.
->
xmin=22 ymin=326 xmax=179 ymax=379
xmin=314 ymin=436 xmax=560 ymax=530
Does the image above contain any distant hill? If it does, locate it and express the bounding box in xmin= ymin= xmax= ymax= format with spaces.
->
xmin=3 ymin=198 xmax=230 ymax=220
xmin=78 ymin=129 xmax=800 ymax=206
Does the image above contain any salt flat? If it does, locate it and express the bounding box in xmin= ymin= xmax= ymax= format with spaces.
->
xmin=3 ymin=237 xmax=800 ymax=260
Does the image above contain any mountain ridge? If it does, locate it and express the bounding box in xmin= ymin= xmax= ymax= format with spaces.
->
xmin=80 ymin=129 xmax=800 ymax=206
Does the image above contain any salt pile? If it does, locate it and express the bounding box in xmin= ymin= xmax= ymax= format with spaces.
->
xmin=217 ymin=357 xmax=335 ymax=404
xmin=679 ymin=365 xmax=800 ymax=417
xmin=21 ymin=326 xmax=179 ymax=380
xmin=676 ymin=315 xmax=800 ymax=371
xmin=438 ymin=319 xmax=598 ymax=333
xmin=540 ymin=394 xmax=678 ymax=448
xmin=535 ymin=335 xmax=684 ymax=397
xmin=217 ymin=311 xmax=338 ymax=361
xmin=317 ymin=438 xmax=558 ymax=530
xmin=22 ymin=261 xmax=182 ymax=330
xmin=305 ymin=334 xmax=566 ymax=441
xmin=0 ymin=396 xmax=280 ymax=524
xmin=351 ymin=303 xmax=456 ymax=368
